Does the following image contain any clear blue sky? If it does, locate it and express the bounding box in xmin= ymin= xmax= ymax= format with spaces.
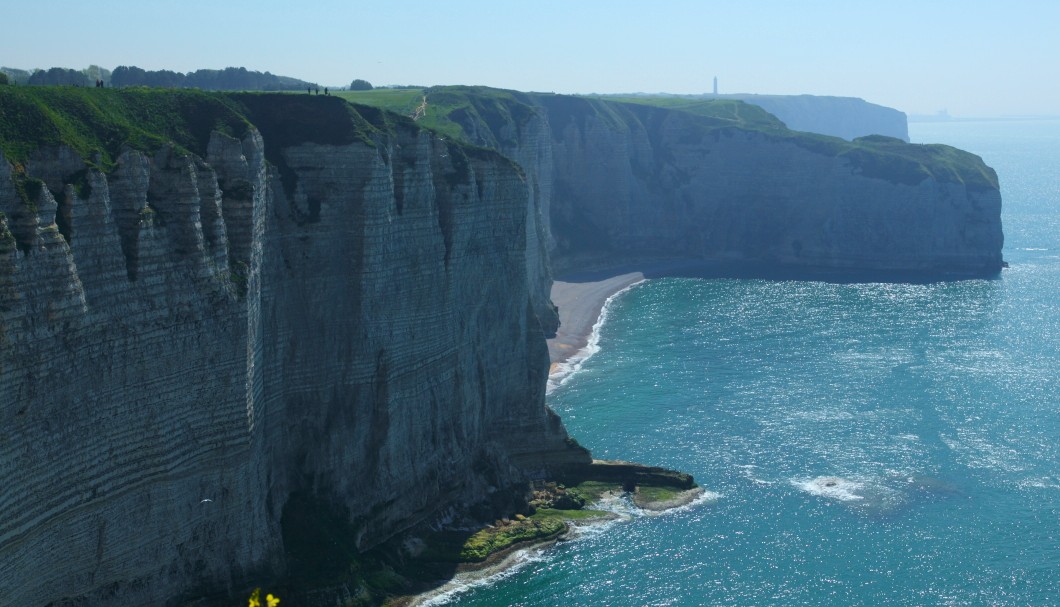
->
xmin=3 ymin=0 xmax=1058 ymax=117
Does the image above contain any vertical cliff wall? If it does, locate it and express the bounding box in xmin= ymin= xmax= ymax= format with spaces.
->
xmin=0 ymin=139 xmax=277 ymax=606
xmin=432 ymin=89 xmax=1002 ymax=277
xmin=428 ymin=89 xmax=560 ymax=335
xmin=539 ymin=98 xmax=1002 ymax=275
xmin=0 ymin=91 xmax=584 ymax=606
xmin=722 ymin=94 xmax=910 ymax=141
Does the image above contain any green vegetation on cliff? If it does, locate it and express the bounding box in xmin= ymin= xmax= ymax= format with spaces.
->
xmin=595 ymin=94 xmax=998 ymax=191
xmin=337 ymin=85 xmax=541 ymax=146
xmin=335 ymin=86 xmax=997 ymax=192
xmin=0 ymin=87 xmax=252 ymax=169
xmin=598 ymin=95 xmax=787 ymax=130
xmin=0 ymin=87 xmax=401 ymax=170
xmin=1 ymin=85 xmax=997 ymax=195
xmin=0 ymin=87 xmax=501 ymax=173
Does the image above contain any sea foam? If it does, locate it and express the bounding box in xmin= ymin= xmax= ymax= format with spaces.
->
xmin=547 ymin=279 xmax=646 ymax=393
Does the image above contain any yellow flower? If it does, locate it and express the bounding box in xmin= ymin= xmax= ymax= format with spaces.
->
xmin=248 ymin=588 xmax=261 ymax=607
xmin=266 ymin=594 xmax=281 ymax=607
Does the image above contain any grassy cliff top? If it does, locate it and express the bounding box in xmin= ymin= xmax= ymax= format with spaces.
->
xmin=335 ymin=86 xmax=784 ymax=142
xmin=334 ymin=86 xmax=997 ymax=192
xmin=591 ymin=94 xmax=787 ymax=130
xmin=0 ymin=87 xmax=422 ymax=172
xmin=337 ymin=85 xmax=540 ymax=145
xmin=0 ymin=86 xmax=253 ymax=169
xmin=1 ymin=86 xmax=998 ymax=193
xmin=586 ymin=94 xmax=997 ymax=191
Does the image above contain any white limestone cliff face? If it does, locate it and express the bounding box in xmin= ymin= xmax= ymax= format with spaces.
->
xmin=0 ymin=120 xmax=582 ymax=605
xmin=440 ymin=94 xmax=1001 ymax=278
xmin=447 ymin=95 xmax=560 ymax=335
xmin=723 ymin=94 xmax=910 ymax=141
xmin=0 ymin=139 xmax=276 ymax=606
xmin=531 ymin=97 xmax=1002 ymax=276
xmin=255 ymin=131 xmax=576 ymax=550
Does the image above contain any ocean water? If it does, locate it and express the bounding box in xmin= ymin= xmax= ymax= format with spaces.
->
xmin=443 ymin=120 xmax=1060 ymax=606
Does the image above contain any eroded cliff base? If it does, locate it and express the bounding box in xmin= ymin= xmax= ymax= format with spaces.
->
xmin=266 ymin=459 xmax=698 ymax=607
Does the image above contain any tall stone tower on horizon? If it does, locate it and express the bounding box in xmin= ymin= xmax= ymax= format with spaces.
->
xmin=713 ymin=76 xmax=718 ymax=95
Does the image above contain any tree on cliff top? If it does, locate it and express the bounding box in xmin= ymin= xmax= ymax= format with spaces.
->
xmin=0 ymin=67 xmax=32 ymax=84
xmin=349 ymin=79 xmax=373 ymax=91
xmin=28 ymin=67 xmax=90 ymax=87
xmin=109 ymin=65 xmax=316 ymax=91
xmin=0 ymin=72 xmax=8 ymax=85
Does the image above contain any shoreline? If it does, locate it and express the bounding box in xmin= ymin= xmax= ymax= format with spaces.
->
xmin=392 ymin=261 xmax=713 ymax=605
xmin=399 ymin=489 xmax=713 ymax=607
xmin=546 ymin=257 xmax=1006 ymax=377
xmin=398 ymin=538 xmax=559 ymax=607
xmin=547 ymin=259 xmax=723 ymax=377
xmin=399 ymin=514 xmax=618 ymax=607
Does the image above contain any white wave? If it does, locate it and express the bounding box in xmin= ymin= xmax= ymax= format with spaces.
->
xmin=644 ymin=489 xmax=723 ymax=516
xmin=792 ymin=476 xmax=865 ymax=501
xmin=736 ymin=464 xmax=775 ymax=485
xmin=415 ymin=548 xmax=549 ymax=606
xmin=611 ymin=488 xmax=723 ymax=518
xmin=1018 ymin=477 xmax=1060 ymax=490
xmin=562 ymin=515 xmax=627 ymax=540
xmin=547 ymin=279 xmax=646 ymax=393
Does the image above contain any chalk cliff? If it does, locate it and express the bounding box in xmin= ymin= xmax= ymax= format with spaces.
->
xmin=721 ymin=94 xmax=910 ymax=141
xmin=542 ymin=100 xmax=1001 ymax=275
xmin=0 ymin=91 xmax=584 ymax=606
xmin=0 ymin=86 xmax=1003 ymax=606
xmin=432 ymin=88 xmax=1002 ymax=277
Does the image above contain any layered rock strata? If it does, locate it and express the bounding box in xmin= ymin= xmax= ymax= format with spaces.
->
xmin=0 ymin=97 xmax=584 ymax=606
xmin=441 ymin=92 xmax=1003 ymax=277
xmin=543 ymin=100 xmax=1002 ymax=275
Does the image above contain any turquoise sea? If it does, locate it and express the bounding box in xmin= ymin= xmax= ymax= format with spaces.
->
xmin=442 ymin=120 xmax=1060 ymax=606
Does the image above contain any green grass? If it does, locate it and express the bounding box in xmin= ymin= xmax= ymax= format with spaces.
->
xmin=420 ymin=515 xmax=567 ymax=563
xmin=587 ymin=93 xmax=998 ymax=191
xmin=414 ymin=507 xmax=615 ymax=564
xmin=331 ymin=85 xmax=543 ymax=145
xmin=1 ymin=84 xmax=999 ymax=210
xmin=596 ymin=95 xmax=786 ymax=130
xmin=634 ymin=485 xmax=683 ymax=503
xmin=0 ymin=86 xmax=251 ymax=170
xmin=566 ymin=480 xmax=621 ymax=504
xmin=333 ymin=88 xmax=424 ymax=115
